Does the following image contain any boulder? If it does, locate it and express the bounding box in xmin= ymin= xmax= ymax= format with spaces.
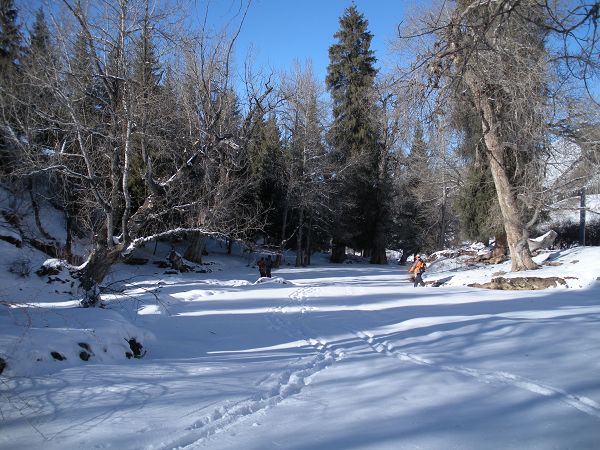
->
xmin=469 ymin=276 xmax=567 ymax=290
xmin=528 ymin=230 xmax=558 ymax=253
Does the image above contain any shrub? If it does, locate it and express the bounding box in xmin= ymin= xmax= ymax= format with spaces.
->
xmin=9 ymin=257 xmax=31 ymax=277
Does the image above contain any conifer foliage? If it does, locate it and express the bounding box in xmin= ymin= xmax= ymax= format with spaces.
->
xmin=0 ymin=0 xmax=20 ymax=74
xmin=326 ymin=5 xmax=388 ymax=263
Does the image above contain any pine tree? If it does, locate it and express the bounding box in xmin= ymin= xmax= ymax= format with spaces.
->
xmin=394 ymin=124 xmax=433 ymax=255
xmin=248 ymin=114 xmax=287 ymax=244
xmin=132 ymin=23 xmax=162 ymax=100
xmin=27 ymin=8 xmax=51 ymax=58
xmin=0 ymin=0 xmax=22 ymax=170
xmin=0 ymin=0 xmax=20 ymax=75
xmin=326 ymin=4 xmax=385 ymax=263
xmin=23 ymin=8 xmax=59 ymax=150
xmin=70 ymin=29 xmax=99 ymax=118
xmin=451 ymin=97 xmax=502 ymax=245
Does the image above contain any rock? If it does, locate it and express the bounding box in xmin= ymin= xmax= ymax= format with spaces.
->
xmin=126 ymin=338 xmax=145 ymax=359
xmin=123 ymin=257 xmax=148 ymax=265
xmin=36 ymin=259 xmax=64 ymax=276
xmin=0 ymin=357 xmax=6 ymax=375
xmin=51 ymin=351 xmax=66 ymax=361
xmin=528 ymin=230 xmax=558 ymax=252
xmin=166 ymin=249 xmax=193 ymax=272
xmin=469 ymin=276 xmax=567 ymax=290
xmin=78 ymin=342 xmax=92 ymax=352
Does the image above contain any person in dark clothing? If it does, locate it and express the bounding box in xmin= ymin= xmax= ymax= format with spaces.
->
xmin=408 ymin=254 xmax=426 ymax=287
xmin=257 ymin=257 xmax=266 ymax=277
xmin=265 ymin=255 xmax=273 ymax=278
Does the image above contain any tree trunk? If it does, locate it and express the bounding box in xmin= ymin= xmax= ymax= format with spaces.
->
xmin=280 ymin=199 xmax=289 ymax=251
xmin=121 ymin=117 xmax=134 ymax=244
xmin=184 ymin=231 xmax=207 ymax=263
xmin=331 ymin=238 xmax=346 ymax=263
xmin=296 ymin=208 xmax=304 ymax=267
xmin=369 ymin=214 xmax=387 ymax=264
xmin=400 ymin=251 xmax=410 ymax=266
xmin=29 ymin=178 xmax=53 ymax=241
xmin=439 ymin=184 xmax=447 ymax=249
xmin=305 ymin=212 xmax=313 ymax=266
xmin=78 ymin=242 xmax=121 ymax=307
xmin=478 ymin=95 xmax=538 ymax=271
xmin=493 ymin=231 xmax=508 ymax=257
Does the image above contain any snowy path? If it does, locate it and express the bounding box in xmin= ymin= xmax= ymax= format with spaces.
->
xmin=163 ymin=270 xmax=600 ymax=449
xmin=3 ymin=257 xmax=600 ymax=449
xmin=161 ymin=285 xmax=343 ymax=449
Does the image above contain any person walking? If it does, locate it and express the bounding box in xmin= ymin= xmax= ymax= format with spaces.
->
xmin=408 ymin=254 xmax=426 ymax=287
xmin=256 ymin=257 xmax=267 ymax=278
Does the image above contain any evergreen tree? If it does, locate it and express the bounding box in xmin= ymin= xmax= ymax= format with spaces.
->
xmin=132 ymin=25 xmax=162 ymax=99
xmin=153 ymin=65 xmax=185 ymax=177
xmin=0 ymin=0 xmax=22 ymax=170
xmin=70 ymin=29 xmax=100 ymax=118
xmin=451 ymin=97 xmax=502 ymax=244
xmin=248 ymin=114 xmax=287 ymax=244
xmin=27 ymin=8 xmax=51 ymax=57
xmin=393 ymin=124 xmax=433 ymax=255
xmin=0 ymin=0 xmax=20 ymax=74
xmin=455 ymin=158 xmax=500 ymax=243
xmin=23 ymin=8 xmax=59 ymax=150
xmin=326 ymin=4 xmax=385 ymax=262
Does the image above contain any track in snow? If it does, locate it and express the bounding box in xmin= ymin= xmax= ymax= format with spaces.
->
xmin=160 ymin=285 xmax=340 ymax=449
xmin=355 ymin=330 xmax=600 ymax=420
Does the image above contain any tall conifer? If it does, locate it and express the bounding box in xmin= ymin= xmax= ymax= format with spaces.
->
xmin=326 ymin=5 xmax=384 ymax=262
xmin=0 ymin=0 xmax=20 ymax=74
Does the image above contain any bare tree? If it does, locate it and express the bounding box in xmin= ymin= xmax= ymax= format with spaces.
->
xmin=396 ymin=0 xmax=600 ymax=271
xmin=280 ymin=60 xmax=329 ymax=266
xmin=3 ymin=0 xmax=276 ymax=305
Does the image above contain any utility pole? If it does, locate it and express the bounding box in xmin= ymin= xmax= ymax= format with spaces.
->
xmin=579 ymin=187 xmax=586 ymax=246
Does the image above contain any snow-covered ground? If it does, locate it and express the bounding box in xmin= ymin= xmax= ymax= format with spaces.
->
xmin=1 ymin=239 xmax=600 ymax=449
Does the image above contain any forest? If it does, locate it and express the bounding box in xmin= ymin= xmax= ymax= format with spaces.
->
xmin=1 ymin=0 xmax=599 ymax=305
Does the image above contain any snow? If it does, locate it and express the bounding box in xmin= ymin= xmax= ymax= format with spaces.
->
xmin=2 ymin=240 xmax=600 ymax=449
xmin=545 ymin=137 xmax=582 ymax=187
xmin=530 ymin=230 xmax=555 ymax=242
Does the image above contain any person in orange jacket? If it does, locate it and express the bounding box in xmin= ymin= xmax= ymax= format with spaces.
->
xmin=408 ymin=254 xmax=426 ymax=287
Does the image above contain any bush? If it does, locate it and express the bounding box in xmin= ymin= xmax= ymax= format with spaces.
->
xmin=9 ymin=257 xmax=31 ymax=277
xmin=534 ymin=220 xmax=600 ymax=247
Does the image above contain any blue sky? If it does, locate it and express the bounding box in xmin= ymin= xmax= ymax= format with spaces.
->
xmin=18 ymin=0 xmax=413 ymax=83
xmin=208 ymin=0 xmax=409 ymax=83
